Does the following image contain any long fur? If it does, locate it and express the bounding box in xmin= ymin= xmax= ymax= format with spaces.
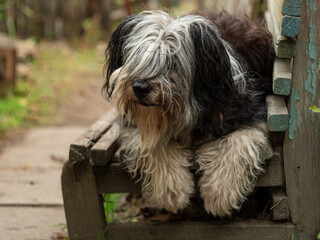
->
xmin=103 ymin=10 xmax=274 ymax=216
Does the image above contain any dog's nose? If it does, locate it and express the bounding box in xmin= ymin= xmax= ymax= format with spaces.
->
xmin=133 ymin=81 xmax=151 ymax=98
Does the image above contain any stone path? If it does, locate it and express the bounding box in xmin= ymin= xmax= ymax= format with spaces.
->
xmin=0 ymin=75 xmax=113 ymax=239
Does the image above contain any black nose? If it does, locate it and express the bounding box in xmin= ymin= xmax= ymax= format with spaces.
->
xmin=133 ymin=81 xmax=151 ymax=98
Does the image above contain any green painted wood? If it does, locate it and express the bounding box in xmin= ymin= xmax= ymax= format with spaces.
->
xmin=281 ymin=15 xmax=301 ymax=38
xmin=281 ymin=0 xmax=302 ymax=16
xmin=273 ymin=58 xmax=292 ymax=96
xmin=283 ymin=0 xmax=320 ymax=239
xmin=265 ymin=10 xmax=297 ymax=59
xmin=105 ymin=221 xmax=294 ymax=240
xmin=266 ymin=95 xmax=289 ymax=132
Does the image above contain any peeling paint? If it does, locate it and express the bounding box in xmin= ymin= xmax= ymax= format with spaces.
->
xmin=308 ymin=19 xmax=316 ymax=60
xmin=305 ymin=62 xmax=317 ymax=102
xmin=289 ymin=87 xmax=300 ymax=140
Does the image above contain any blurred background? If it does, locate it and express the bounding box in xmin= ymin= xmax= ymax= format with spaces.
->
xmin=0 ymin=1 xmax=268 ymax=239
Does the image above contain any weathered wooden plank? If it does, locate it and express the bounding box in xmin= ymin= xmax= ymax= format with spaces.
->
xmin=96 ymin=147 xmax=283 ymax=194
xmin=265 ymin=11 xmax=297 ymax=59
xmin=105 ymin=221 xmax=294 ymax=240
xmin=271 ymin=189 xmax=290 ymax=221
xmin=69 ymin=108 xmax=119 ymax=162
xmin=270 ymin=0 xmax=301 ymax=38
xmin=266 ymin=95 xmax=289 ymax=132
xmin=283 ymin=0 xmax=320 ymax=239
xmin=280 ymin=0 xmax=302 ymax=16
xmin=257 ymin=147 xmax=283 ymax=187
xmin=281 ymin=15 xmax=301 ymax=38
xmin=90 ymin=123 xmax=120 ymax=166
xmin=273 ymin=58 xmax=292 ymax=96
xmin=61 ymin=160 xmax=106 ymax=240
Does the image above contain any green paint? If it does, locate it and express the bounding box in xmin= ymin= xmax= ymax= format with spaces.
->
xmin=308 ymin=18 xmax=316 ymax=60
xmin=305 ymin=62 xmax=317 ymax=102
xmin=281 ymin=16 xmax=301 ymax=38
xmin=274 ymin=77 xmax=292 ymax=95
xmin=268 ymin=115 xmax=289 ymax=131
xmin=282 ymin=0 xmax=302 ymax=16
xmin=289 ymin=87 xmax=300 ymax=140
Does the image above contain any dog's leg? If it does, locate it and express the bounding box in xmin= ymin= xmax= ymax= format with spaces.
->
xmin=122 ymin=130 xmax=194 ymax=213
xmin=196 ymin=123 xmax=268 ymax=217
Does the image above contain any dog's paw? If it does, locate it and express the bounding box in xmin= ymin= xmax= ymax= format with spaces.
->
xmin=144 ymin=168 xmax=194 ymax=213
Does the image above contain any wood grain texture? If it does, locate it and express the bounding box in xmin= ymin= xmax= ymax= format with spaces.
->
xmin=283 ymin=0 xmax=320 ymax=239
xmin=281 ymin=15 xmax=301 ymax=38
xmin=105 ymin=221 xmax=294 ymax=240
xmin=265 ymin=10 xmax=297 ymax=59
xmin=267 ymin=95 xmax=289 ymax=132
xmin=271 ymin=189 xmax=290 ymax=221
xmin=61 ymin=160 xmax=106 ymax=240
xmin=280 ymin=0 xmax=302 ymax=16
xmin=257 ymin=147 xmax=284 ymax=187
xmin=69 ymin=108 xmax=119 ymax=162
xmin=273 ymin=58 xmax=292 ymax=96
xmin=90 ymin=123 xmax=120 ymax=166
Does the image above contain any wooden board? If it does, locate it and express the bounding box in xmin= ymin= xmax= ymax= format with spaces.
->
xmin=283 ymin=1 xmax=320 ymax=239
xmin=256 ymin=147 xmax=283 ymax=187
xmin=61 ymin=160 xmax=106 ymax=240
xmin=266 ymin=95 xmax=289 ymax=132
xmin=271 ymin=0 xmax=301 ymax=38
xmin=105 ymin=221 xmax=294 ymax=240
xmin=69 ymin=108 xmax=119 ymax=162
xmin=279 ymin=0 xmax=302 ymax=16
xmin=265 ymin=11 xmax=297 ymax=59
xmin=273 ymin=58 xmax=292 ymax=96
xmin=271 ymin=189 xmax=290 ymax=221
xmin=90 ymin=123 xmax=120 ymax=166
xmin=96 ymin=148 xmax=284 ymax=195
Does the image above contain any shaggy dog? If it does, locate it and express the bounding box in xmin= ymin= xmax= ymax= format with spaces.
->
xmin=103 ymin=10 xmax=274 ymax=217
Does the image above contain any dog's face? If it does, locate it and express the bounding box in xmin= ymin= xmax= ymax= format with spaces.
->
xmin=104 ymin=11 xmax=244 ymax=148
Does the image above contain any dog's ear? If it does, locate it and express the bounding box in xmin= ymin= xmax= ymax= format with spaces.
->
xmin=189 ymin=21 xmax=234 ymax=110
xmin=103 ymin=14 xmax=142 ymax=97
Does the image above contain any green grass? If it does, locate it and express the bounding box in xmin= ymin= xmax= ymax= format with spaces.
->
xmin=0 ymin=42 xmax=103 ymax=137
xmin=104 ymin=194 xmax=124 ymax=222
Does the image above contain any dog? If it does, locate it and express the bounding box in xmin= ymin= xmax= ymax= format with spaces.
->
xmin=103 ymin=10 xmax=275 ymax=217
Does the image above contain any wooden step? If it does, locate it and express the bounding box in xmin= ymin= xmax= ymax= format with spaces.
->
xmin=105 ymin=221 xmax=294 ymax=240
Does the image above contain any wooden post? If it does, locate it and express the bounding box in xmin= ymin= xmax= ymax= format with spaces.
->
xmin=283 ymin=0 xmax=320 ymax=239
xmin=62 ymin=160 xmax=106 ymax=240
xmin=0 ymin=40 xmax=16 ymax=97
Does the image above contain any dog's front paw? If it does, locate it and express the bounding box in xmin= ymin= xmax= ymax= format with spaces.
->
xmin=144 ymin=167 xmax=194 ymax=213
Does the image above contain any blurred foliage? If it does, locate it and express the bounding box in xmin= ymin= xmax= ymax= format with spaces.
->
xmin=0 ymin=42 xmax=103 ymax=137
xmin=104 ymin=194 xmax=124 ymax=222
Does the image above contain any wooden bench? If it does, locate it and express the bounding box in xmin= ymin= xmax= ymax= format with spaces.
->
xmin=62 ymin=1 xmax=320 ymax=239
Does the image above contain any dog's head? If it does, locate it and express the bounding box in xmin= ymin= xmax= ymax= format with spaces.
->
xmin=103 ymin=11 xmax=244 ymax=148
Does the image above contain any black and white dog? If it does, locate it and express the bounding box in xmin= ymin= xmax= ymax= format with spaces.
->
xmin=103 ymin=10 xmax=274 ymax=216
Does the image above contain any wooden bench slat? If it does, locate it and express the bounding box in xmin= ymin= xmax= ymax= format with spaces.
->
xmin=279 ymin=0 xmax=302 ymax=16
xmin=90 ymin=123 xmax=121 ymax=166
xmin=269 ymin=0 xmax=301 ymax=38
xmin=69 ymin=108 xmax=119 ymax=162
xmin=273 ymin=58 xmax=292 ymax=96
xmin=265 ymin=10 xmax=297 ymax=59
xmin=105 ymin=221 xmax=294 ymax=240
xmin=256 ymin=147 xmax=283 ymax=187
xmin=267 ymin=95 xmax=289 ymax=132
xmin=271 ymin=189 xmax=291 ymax=221
xmin=96 ymin=146 xmax=282 ymax=194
